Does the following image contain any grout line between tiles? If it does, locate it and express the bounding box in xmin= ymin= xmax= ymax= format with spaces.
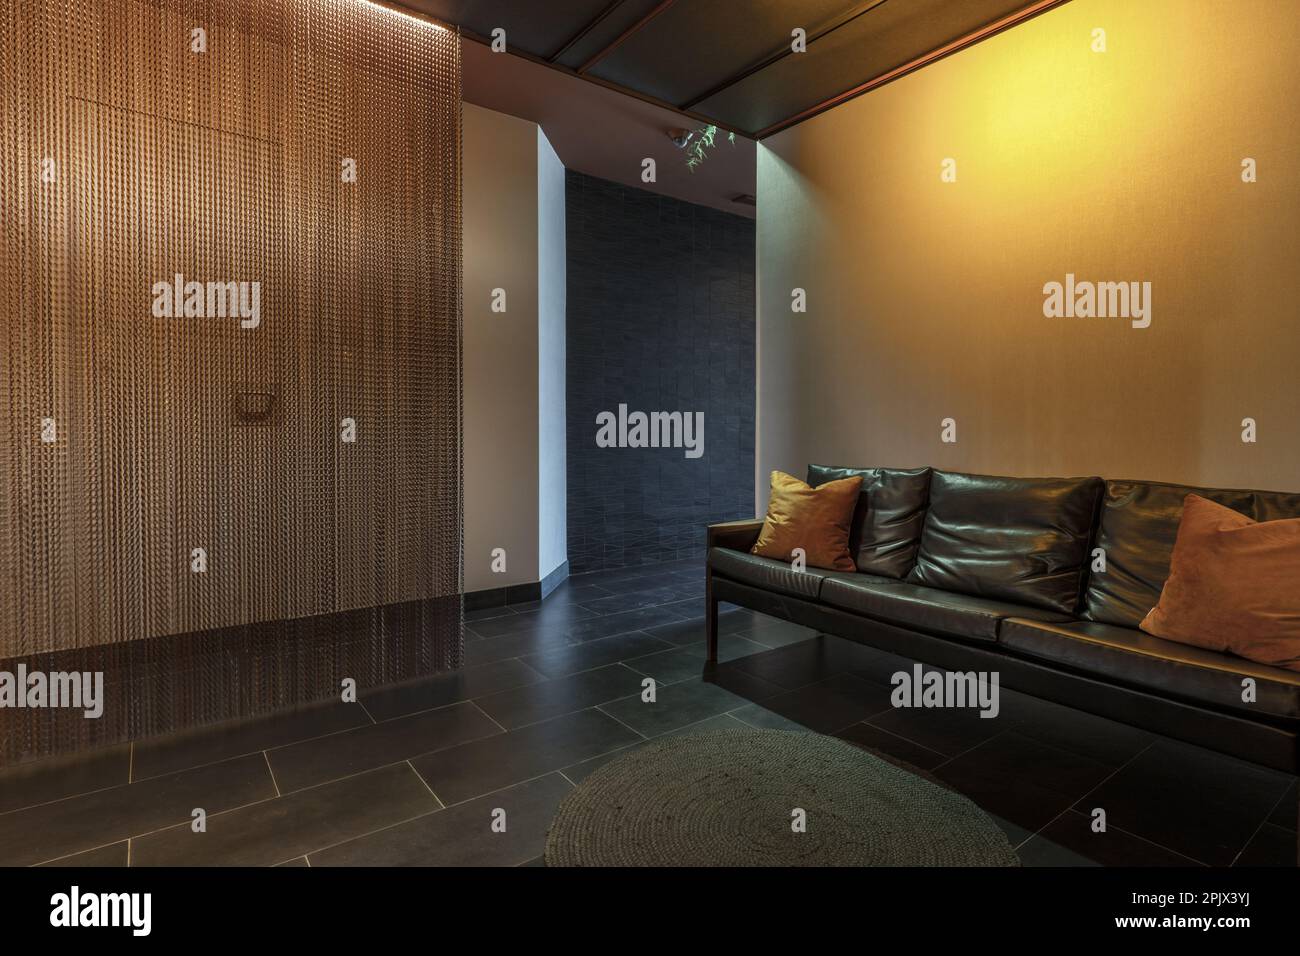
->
xmin=1233 ymin=781 xmax=1300 ymax=864
xmin=263 ymin=751 xmax=282 ymax=798
xmin=468 ymin=699 xmax=510 ymax=735
xmin=407 ymin=759 xmax=444 ymax=809
xmin=593 ymin=704 xmax=649 ymax=740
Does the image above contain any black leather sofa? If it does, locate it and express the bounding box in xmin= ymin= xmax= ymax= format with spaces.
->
xmin=705 ymin=467 xmax=1300 ymax=798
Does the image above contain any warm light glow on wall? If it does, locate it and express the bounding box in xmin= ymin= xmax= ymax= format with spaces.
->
xmin=360 ymin=0 xmax=451 ymax=32
xmin=756 ymin=0 xmax=1300 ymax=494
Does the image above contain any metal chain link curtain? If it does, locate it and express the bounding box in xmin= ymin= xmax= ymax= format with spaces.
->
xmin=0 ymin=0 xmax=463 ymax=763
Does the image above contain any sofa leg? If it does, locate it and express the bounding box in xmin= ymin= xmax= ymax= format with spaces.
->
xmin=705 ymin=572 xmax=719 ymax=664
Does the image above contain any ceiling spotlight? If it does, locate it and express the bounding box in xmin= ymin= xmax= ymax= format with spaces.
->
xmin=667 ymin=128 xmax=695 ymax=149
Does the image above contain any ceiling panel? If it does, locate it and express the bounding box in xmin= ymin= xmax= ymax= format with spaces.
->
xmin=584 ymin=0 xmax=858 ymax=106
xmin=399 ymin=0 xmax=1066 ymax=138
xmin=551 ymin=0 xmax=671 ymax=69
xmin=692 ymin=0 xmax=1037 ymax=133
xmin=405 ymin=0 xmax=615 ymax=58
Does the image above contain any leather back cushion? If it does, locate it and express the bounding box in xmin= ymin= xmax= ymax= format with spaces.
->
xmin=1138 ymin=495 xmax=1300 ymax=672
xmin=1086 ymin=480 xmax=1300 ymax=627
xmin=908 ymin=470 xmax=1103 ymax=613
xmin=807 ymin=465 xmax=931 ymax=578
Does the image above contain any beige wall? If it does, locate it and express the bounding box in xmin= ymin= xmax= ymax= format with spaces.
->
xmin=757 ymin=0 xmax=1300 ymax=508
xmin=464 ymin=104 xmax=567 ymax=592
xmin=465 ymin=104 xmax=540 ymax=590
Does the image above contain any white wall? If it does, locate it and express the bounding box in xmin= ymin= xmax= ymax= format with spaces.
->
xmin=463 ymin=103 xmax=568 ymax=592
xmin=536 ymin=127 xmax=568 ymax=584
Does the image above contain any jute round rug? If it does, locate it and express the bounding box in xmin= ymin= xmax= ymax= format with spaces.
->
xmin=545 ymin=728 xmax=1018 ymax=867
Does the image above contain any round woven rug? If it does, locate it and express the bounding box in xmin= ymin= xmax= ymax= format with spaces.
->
xmin=545 ymin=728 xmax=1018 ymax=867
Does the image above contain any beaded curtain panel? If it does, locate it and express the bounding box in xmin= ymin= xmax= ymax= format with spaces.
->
xmin=0 ymin=0 xmax=463 ymax=763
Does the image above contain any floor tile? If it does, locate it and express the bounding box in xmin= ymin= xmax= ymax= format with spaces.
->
xmin=1019 ymin=810 xmax=1203 ymax=867
xmin=1000 ymin=690 xmax=1154 ymax=768
xmin=657 ymin=598 xmax=707 ymax=619
xmin=518 ymin=583 xmax=612 ymax=606
xmin=564 ymin=606 xmax=696 ymax=643
xmin=730 ymin=673 xmax=893 ymax=735
xmin=310 ymin=773 xmax=571 ymax=867
xmin=580 ymin=586 xmax=685 ymax=615
xmin=718 ymin=608 xmax=771 ymax=634
xmin=568 ymin=566 xmax=668 ymax=591
xmin=464 ymin=629 xmax=576 ymax=667
xmin=933 ymin=752 xmax=1082 ymax=834
xmin=1269 ymin=781 xmax=1297 ymax=832
xmin=132 ymin=700 xmax=370 ymax=781
xmin=1078 ymin=740 xmax=1293 ymax=866
xmin=940 ymin=732 xmax=1116 ymax=801
xmin=559 ymin=714 xmax=750 ymax=785
xmin=729 ymin=637 xmax=868 ymax=690
xmin=623 ymin=635 xmax=768 ymax=684
xmin=0 ymin=754 xmax=275 ymax=867
xmin=865 ymin=698 xmax=1010 ymax=757
xmin=37 ymin=841 xmax=130 ymax=868
xmin=473 ymin=664 xmax=647 ymax=729
xmin=639 ymin=608 xmax=769 ymax=646
xmin=275 ymin=856 xmax=311 ymax=867
xmin=599 ymin=677 xmax=754 ymax=737
xmin=0 ymin=744 xmax=131 ymax=815
xmin=8 ymin=559 xmax=1294 ymax=870
xmin=835 ymin=722 xmax=948 ymax=772
xmin=359 ymin=658 xmax=543 ymax=722
xmin=740 ymin=618 xmax=820 ymax=648
xmin=410 ymin=708 xmax=642 ymax=805
xmin=726 ymin=707 xmax=813 ymax=733
xmin=1234 ymin=824 xmax=1298 ymax=867
xmin=131 ymin=762 xmax=438 ymax=866
xmin=522 ymin=631 xmax=673 ymax=679
xmin=466 ymin=602 xmax=600 ymax=639
xmin=464 ymin=605 xmax=516 ymax=623
xmin=266 ymin=701 xmax=502 ymax=793
xmin=643 ymin=616 xmax=711 ymax=645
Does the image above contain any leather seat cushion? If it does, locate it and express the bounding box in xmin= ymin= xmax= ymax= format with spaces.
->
xmin=1002 ymin=617 xmax=1300 ymax=720
xmin=1084 ymin=480 xmax=1257 ymax=627
xmin=708 ymin=547 xmax=824 ymax=600
xmin=908 ymin=470 xmax=1103 ymax=614
xmin=820 ymin=572 xmax=1071 ymax=643
xmin=807 ymin=465 xmax=931 ymax=579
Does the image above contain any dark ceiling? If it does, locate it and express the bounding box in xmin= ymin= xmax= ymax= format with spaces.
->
xmin=399 ymin=0 xmax=1067 ymax=139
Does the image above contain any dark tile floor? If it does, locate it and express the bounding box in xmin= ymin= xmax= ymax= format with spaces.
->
xmin=1 ymin=558 xmax=1295 ymax=867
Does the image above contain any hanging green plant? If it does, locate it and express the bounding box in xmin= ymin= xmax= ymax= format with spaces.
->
xmin=686 ymin=125 xmax=737 ymax=172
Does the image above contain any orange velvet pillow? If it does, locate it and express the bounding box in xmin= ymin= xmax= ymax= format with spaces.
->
xmin=751 ymin=471 xmax=862 ymax=571
xmin=1140 ymin=494 xmax=1300 ymax=672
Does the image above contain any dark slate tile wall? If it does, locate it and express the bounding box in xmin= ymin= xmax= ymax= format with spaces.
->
xmin=566 ymin=171 xmax=756 ymax=574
